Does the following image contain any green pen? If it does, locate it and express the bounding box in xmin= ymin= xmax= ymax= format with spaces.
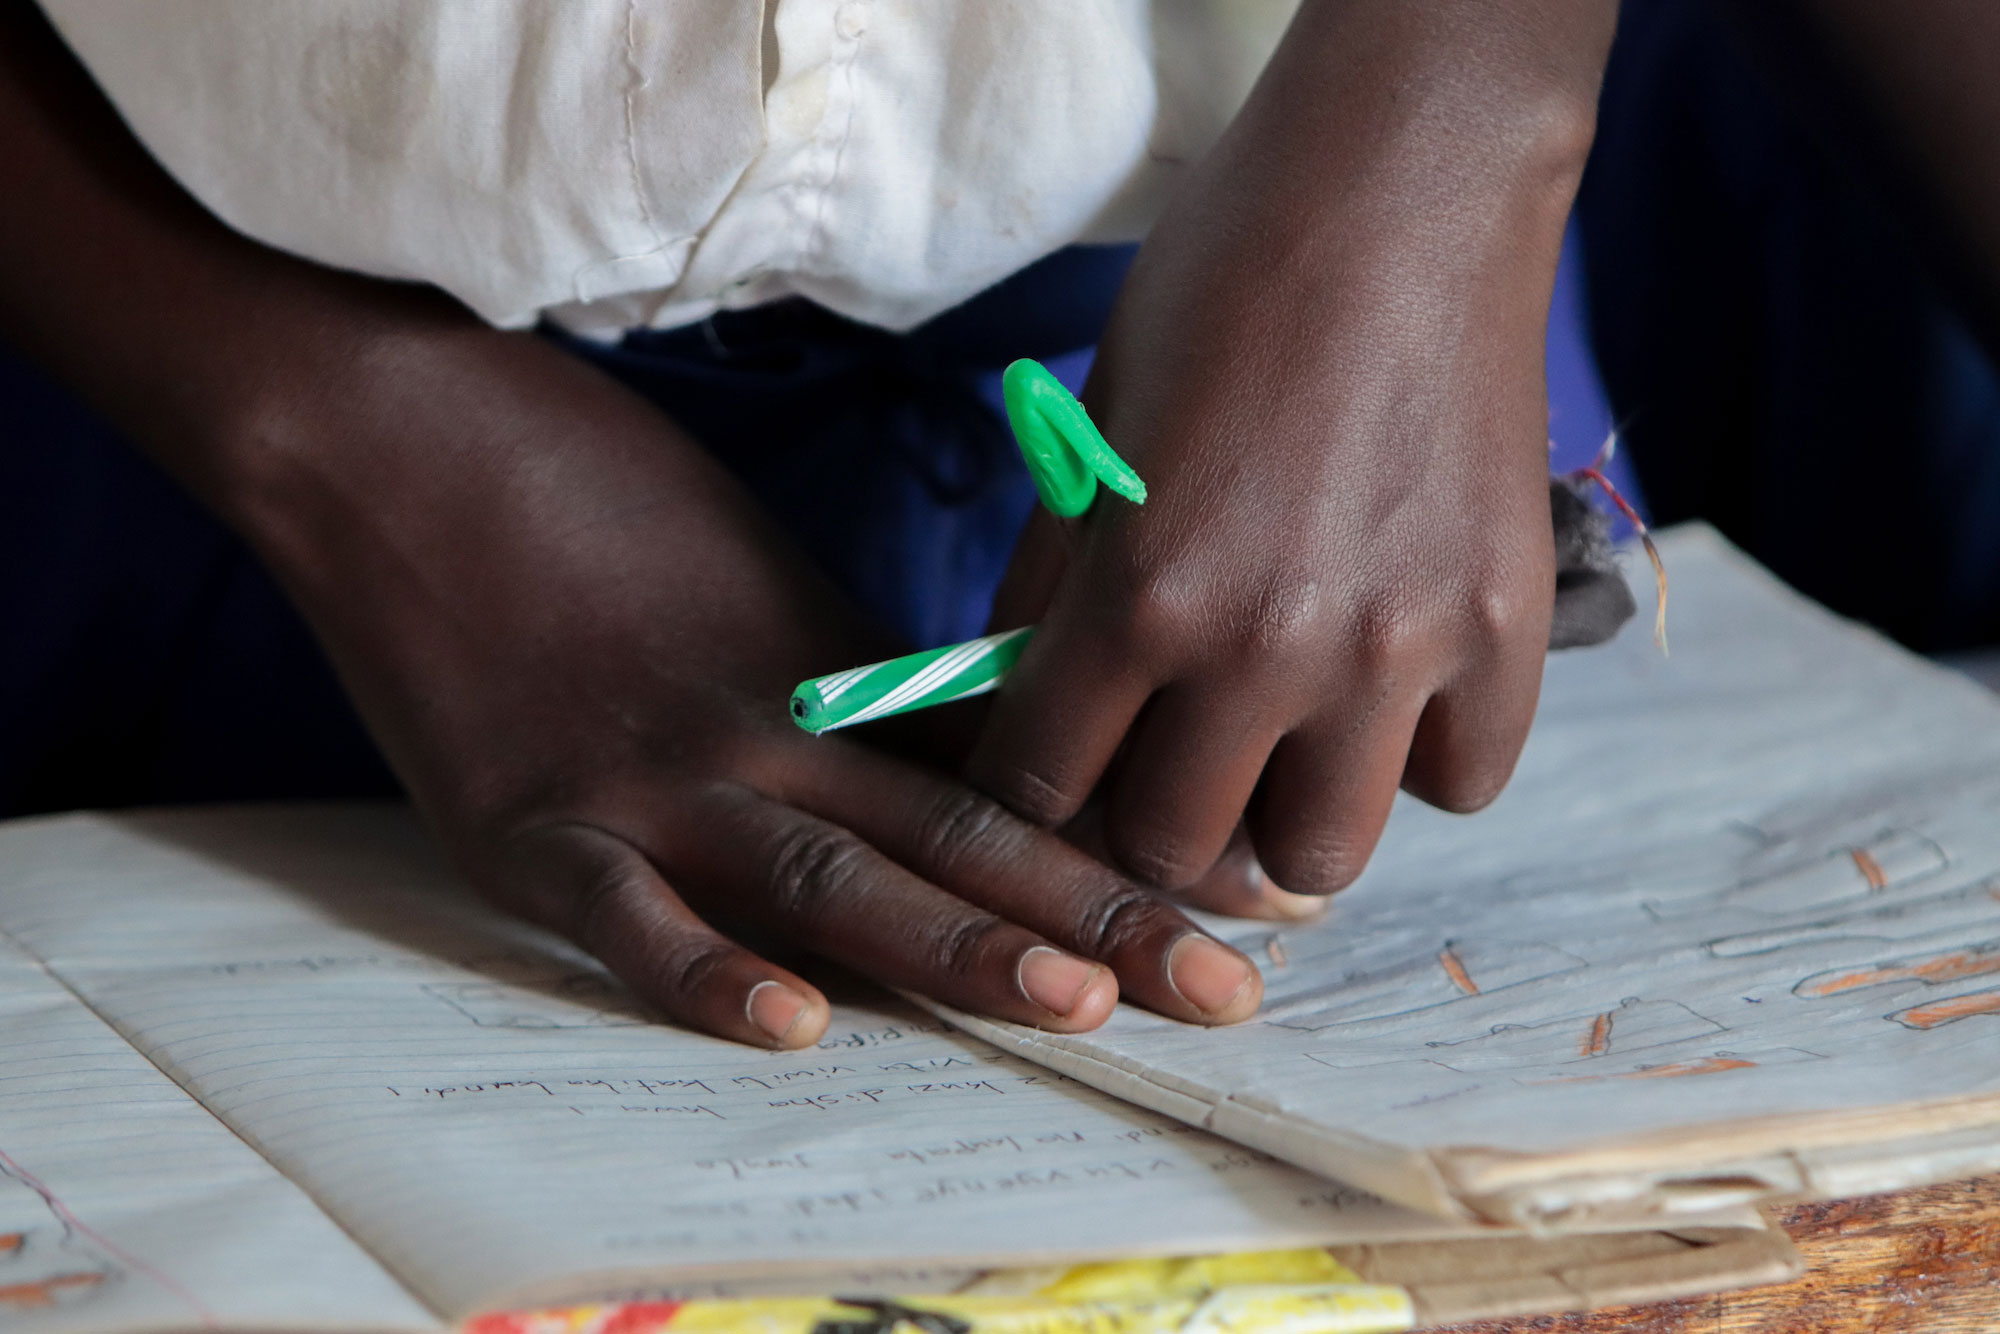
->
xmin=789 ymin=359 xmax=1145 ymax=735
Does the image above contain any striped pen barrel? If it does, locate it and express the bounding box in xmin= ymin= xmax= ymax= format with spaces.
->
xmin=787 ymin=359 xmax=1137 ymax=736
xmin=789 ymin=627 xmax=1035 ymax=734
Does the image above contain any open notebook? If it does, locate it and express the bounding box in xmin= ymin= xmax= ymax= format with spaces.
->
xmin=0 ymin=804 xmax=1793 ymax=1334
xmin=930 ymin=525 xmax=2000 ymax=1230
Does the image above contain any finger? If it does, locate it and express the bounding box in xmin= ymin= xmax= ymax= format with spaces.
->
xmin=1249 ymin=697 xmax=1426 ymax=897
xmin=1057 ymin=808 xmax=1318 ymax=923
xmin=489 ymin=821 xmax=832 ymax=1049
xmin=802 ymin=752 xmax=1262 ymax=1024
xmin=964 ymin=620 xmax=1154 ymax=827
xmin=1172 ymin=828 xmax=1331 ymax=922
xmin=1100 ymin=681 xmax=1281 ymax=889
xmin=673 ymin=784 xmax=1122 ymax=1031
xmin=1402 ymin=627 xmax=1546 ymax=813
xmin=987 ymin=507 xmax=1070 ymax=632
xmin=865 ymin=700 xmax=989 ymax=776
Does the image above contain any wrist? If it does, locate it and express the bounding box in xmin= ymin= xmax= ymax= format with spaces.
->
xmin=199 ymin=336 xmax=547 ymax=644
xmin=208 ymin=304 xmax=697 ymax=618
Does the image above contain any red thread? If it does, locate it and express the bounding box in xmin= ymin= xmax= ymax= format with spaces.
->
xmin=1569 ymin=435 xmax=1669 ymax=654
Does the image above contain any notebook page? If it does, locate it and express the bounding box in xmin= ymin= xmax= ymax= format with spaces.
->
xmin=0 ymin=926 xmax=438 ymax=1334
xmin=0 ymin=807 xmax=1509 ymax=1321
xmin=925 ymin=526 xmax=2000 ymax=1224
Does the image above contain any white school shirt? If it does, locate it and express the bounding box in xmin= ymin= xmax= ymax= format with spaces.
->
xmin=42 ymin=1 xmax=1299 ymax=338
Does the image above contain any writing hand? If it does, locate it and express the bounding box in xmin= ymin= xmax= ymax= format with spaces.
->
xmin=969 ymin=0 xmax=1616 ymax=896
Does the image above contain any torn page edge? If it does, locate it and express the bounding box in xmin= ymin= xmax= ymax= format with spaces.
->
xmin=1433 ymin=1089 xmax=2000 ymax=1224
xmin=1440 ymin=1114 xmax=2000 ymax=1230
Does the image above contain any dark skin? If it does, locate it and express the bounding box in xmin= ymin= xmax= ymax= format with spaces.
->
xmin=0 ymin=0 xmax=1284 ymax=1046
xmin=7 ymin=0 xmax=1992 ymax=1049
xmin=975 ymin=0 xmax=1615 ymax=893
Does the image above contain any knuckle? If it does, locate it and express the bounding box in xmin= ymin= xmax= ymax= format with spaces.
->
xmin=1354 ymin=604 xmax=1429 ymax=677
xmin=1112 ymin=561 xmax=1207 ymax=657
xmin=566 ymin=855 xmax=650 ymax=953
xmin=660 ymin=938 xmax=739 ymax=1005
xmin=1076 ymin=887 xmax=1175 ymax=959
xmin=978 ymin=759 xmax=1082 ymax=828
xmin=933 ymin=913 xmax=1011 ymax=981
xmin=1466 ymin=580 xmax=1544 ymax=652
xmin=910 ymin=786 xmax=1010 ymax=877
xmin=762 ymin=823 xmax=871 ymax=927
xmin=1108 ymin=823 xmax=1204 ymax=891
xmin=1230 ymin=571 xmax=1324 ymax=661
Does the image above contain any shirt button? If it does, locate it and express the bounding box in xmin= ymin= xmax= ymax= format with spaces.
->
xmin=834 ymin=2 xmax=868 ymax=40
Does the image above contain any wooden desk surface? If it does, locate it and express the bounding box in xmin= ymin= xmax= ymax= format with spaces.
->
xmin=1433 ymin=1176 xmax=2000 ymax=1333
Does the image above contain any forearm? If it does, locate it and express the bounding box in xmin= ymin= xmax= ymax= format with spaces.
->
xmin=1218 ymin=0 xmax=1619 ymax=261
xmin=0 ymin=5 xmax=729 ymax=632
xmin=0 ymin=2 xmax=777 ymax=780
xmin=1099 ymin=0 xmax=1619 ymax=489
xmin=0 ymin=2 xmax=545 ymax=531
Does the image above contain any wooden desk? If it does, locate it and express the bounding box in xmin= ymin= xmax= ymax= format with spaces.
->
xmin=1433 ymin=1176 xmax=2000 ymax=1333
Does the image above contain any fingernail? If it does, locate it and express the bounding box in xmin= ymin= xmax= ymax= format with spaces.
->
xmin=1168 ymin=934 xmax=1255 ymax=1015
xmin=1246 ymin=857 xmax=1328 ymax=919
xmin=1018 ymin=947 xmax=1103 ymax=1018
xmin=1264 ymin=884 xmax=1331 ymax=920
xmin=746 ymin=980 xmax=811 ymax=1045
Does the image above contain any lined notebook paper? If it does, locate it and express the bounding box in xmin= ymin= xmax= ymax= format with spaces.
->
xmin=0 ymin=926 xmax=435 ymax=1333
xmin=0 ymin=806 xmax=1629 ymax=1332
xmin=928 ymin=526 xmax=2000 ymax=1228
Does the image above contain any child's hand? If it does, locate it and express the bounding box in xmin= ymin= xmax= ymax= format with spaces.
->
xmin=969 ymin=0 xmax=1615 ymax=897
xmin=229 ymin=323 xmax=1264 ymax=1049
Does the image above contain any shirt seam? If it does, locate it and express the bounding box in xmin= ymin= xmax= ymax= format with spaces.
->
xmin=794 ymin=1 xmax=867 ymax=276
xmin=618 ymin=0 xmax=670 ymax=253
